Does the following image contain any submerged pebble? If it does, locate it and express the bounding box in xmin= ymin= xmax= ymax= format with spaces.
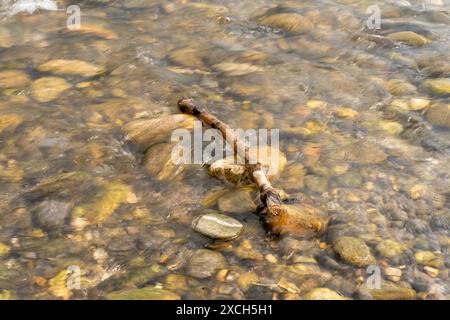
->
xmin=376 ymin=239 xmax=406 ymax=258
xmin=0 ymin=113 xmax=23 ymax=135
xmin=123 ymin=114 xmax=194 ymax=152
xmin=186 ymin=249 xmax=226 ymax=279
xmin=37 ymin=59 xmax=106 ymax=77
xmin=333 ymin=237 xmax=376 ymax=267
xmin=304 ymin=175 xmax=328 ymax=193
xmin=258 ymin=10 xmax=313 ymax=33
xmin=217 ymin=189 xmax=256 ymax=214
xmin=68 ymin=23 xmax=118 ymax=40
xmin=106 ymin=287 xmax=180 ymax=300
xmin=0 ymin=70 xmax=30 ymax=89
xmin=212 ymin=62 xmax=264 ymax=76
xmin=421 ymin=78 xmax=450 ymax=96
xmin=0 ymin=242 xmax=10 ymax=256
xmin=72 ymin=180 xmax=137 ymax=224
xmin=387 ymin=31 xmax=430 ymax=46
xmin=424 ymin=103 xmax=450 ymax=128
xmin=33 ymin=200 xmax=72 ymax=231
xmin=384 ymin=267 xmax=402 ymax=282
xmin=302 ymin=288 xmax=346 ymax=300
xmin=31 ymin=77 xmax=71 ymax=102
xmin=359 ymin=281 xmax=416 ymax=300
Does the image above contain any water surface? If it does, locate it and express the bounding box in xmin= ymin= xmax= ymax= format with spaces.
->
xmin=0 ymin=0 xmax=449 ymax=300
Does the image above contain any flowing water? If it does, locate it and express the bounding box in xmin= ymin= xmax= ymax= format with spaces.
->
xmin=0 ymin=0 xmax=449 ymax=300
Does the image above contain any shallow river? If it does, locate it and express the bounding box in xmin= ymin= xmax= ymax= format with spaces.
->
xmin=0 ymin=0 xmax=449 ymax=300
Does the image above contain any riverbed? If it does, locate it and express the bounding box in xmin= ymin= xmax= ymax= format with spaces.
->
xmin=0 ymin=0 xmax=449 ymax=300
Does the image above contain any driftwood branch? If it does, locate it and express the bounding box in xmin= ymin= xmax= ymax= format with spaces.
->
xmin=178 ymin=97 xmax=287 ymax=219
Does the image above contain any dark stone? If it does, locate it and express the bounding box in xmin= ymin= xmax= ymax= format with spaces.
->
xmin=430 ymin=212 xmax=450 ymax=232
xmin=406 ymin=218 xmax=431 ymax=235
xmin=326 ymin=275 xmax=357 ymax=297
xmin=33 ymin=200 xmax=72 ymax=231
xmin=411 ymin=269 xmax=433 ymax=292
xmin=107 ymin=238 xmax=137 ymax=256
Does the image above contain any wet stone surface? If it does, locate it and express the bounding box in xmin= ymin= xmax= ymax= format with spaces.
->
xmin=192 ymin=212 xmax=243 ymax=240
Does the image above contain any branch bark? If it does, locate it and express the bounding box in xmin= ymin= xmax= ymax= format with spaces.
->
xmin=178 ymin=97 xmax=287 ymax=219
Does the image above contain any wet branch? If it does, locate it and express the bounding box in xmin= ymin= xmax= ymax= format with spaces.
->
xmin=178 ymin=97 xmax=287 ymax=219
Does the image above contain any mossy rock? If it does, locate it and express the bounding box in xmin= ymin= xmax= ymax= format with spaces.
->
xmin=333 ymin=236 xmax=376 ymax=267
xmin=414 ymin=251 xmax=443 ymax=268
xmin=361 ymin=281 xmax=416 ymax=300
xmin=376 ymin=240 xmax=406 ymax=258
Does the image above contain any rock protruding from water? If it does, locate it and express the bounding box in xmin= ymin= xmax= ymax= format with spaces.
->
xmin=192 ymin=213 xmax=243 ymax=240
xmin=266 ymin=204 xmax=328 ymax=238
xmin=209 ymin=146 xmax=287 ymax=185
xmin=209 ymin=158 xmax=248 ymax=185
